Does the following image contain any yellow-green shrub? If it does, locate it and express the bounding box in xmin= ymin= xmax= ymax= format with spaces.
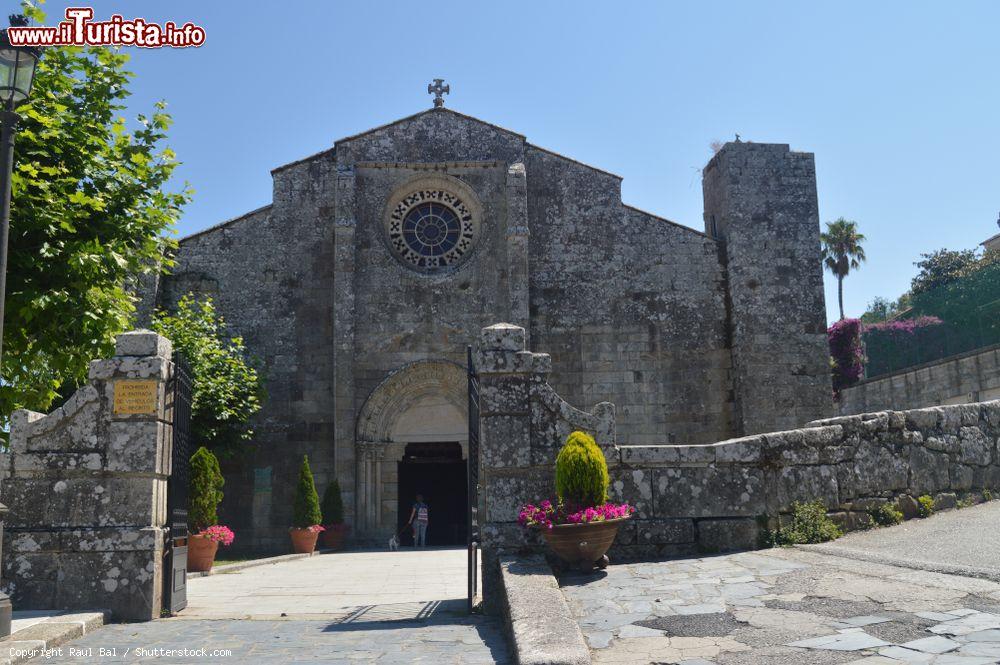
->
xmin=555 ymin=431 xmax=609 ymax=511
xmin=779 ymin=501 xmax=842 ymax=544
xmin=869 ymin=502 xmax=904 ymax=526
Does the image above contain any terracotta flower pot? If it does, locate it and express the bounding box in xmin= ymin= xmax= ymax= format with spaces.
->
xmin=320 ymin=524 xmax=349 ymax=550
xmin=289 ymin=527 xmax=319 ymax=554
xmin=188 ymin=534 xmax=219 ymax=573
xmin=540 ymin=517 xmax=628 ymax=571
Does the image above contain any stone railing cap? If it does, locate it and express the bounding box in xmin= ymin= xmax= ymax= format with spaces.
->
xmin=115 ymin=330 xmax=172 ymax=359
xmin=481 ymin=323 xmax=526 ymax=352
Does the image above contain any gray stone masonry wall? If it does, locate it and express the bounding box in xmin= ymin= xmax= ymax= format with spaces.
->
xmin=526 ymin=146 xmax=735 ymax=447
xmin=477 ymin=322 xmax=1000 ymax=608
xmin=148 ymin=156 xmax=339 ymax=554
xmin=839 ymin=344 xmax=1000 ymax=415
xmin=703 ymin=141 xmax=832 ymax=435
xmin=145 ymin=107 xmax=836 ymax=550
xmin=2 ymin=331 xmax=174 ymax=621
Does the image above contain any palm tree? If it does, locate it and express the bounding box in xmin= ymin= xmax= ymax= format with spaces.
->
xmin=821 ymin=218 xmax=867 ymax=320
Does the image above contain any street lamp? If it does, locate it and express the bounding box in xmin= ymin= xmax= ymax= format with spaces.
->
xmin=0 ymin=14 xmax=41 ymax=365
xmin=0 ymin=14 xmax=40 ymax=640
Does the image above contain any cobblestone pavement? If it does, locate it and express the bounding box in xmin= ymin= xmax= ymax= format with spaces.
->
xmin=24 ymin=600 xmax=510 ymax=664
xmin=560 ymin=547 xmax=1000 ymax=664
xmin=24 ymin=549 xmax=508 ymax=664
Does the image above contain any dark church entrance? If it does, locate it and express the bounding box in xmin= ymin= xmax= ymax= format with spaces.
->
xmin=396 ymin=442 xmax=467 ymax=546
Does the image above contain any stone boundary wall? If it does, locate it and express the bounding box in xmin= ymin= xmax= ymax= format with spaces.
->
xmin=2 ymin=331 xmax=175 ymax=621
xmin=612 ymin=401 xmax=1000 ymax=558
xmin=477 ymin=322 xmax=1000 ymax=606
xmin=838 ymin=344 xmax=1000 ymax=416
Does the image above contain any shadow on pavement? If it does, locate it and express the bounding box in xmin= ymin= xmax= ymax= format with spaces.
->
xmin=320 ymin=598 xmax=471 ymax=630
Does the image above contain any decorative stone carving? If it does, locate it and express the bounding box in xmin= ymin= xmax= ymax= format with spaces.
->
xmin=356 ymin=360 xmax=467 ymax=444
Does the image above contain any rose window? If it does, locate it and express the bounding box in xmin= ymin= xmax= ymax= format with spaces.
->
xmin=387 ymin=189 xmax=476 ymax=273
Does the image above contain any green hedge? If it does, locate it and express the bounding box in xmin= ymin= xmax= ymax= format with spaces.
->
xmin=864 ymin=252 xmax=999 ymax=378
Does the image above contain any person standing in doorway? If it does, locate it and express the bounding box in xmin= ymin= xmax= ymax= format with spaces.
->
xmin=408 ymin=494 xmax=429 ymax=548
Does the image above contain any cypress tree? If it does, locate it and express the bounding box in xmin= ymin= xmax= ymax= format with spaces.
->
xmin=292 ymin=455 xmax=322 ymax=528
xmin=189 ymin=447 xmax=224 ymax=531
xmin=321 ymin=479 xmax=345 ymax=525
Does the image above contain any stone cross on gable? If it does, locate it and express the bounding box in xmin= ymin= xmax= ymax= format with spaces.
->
xmin=428 ymin=79 xmax=449 ymax=108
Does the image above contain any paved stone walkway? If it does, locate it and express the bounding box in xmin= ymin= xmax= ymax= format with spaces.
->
xmin=184 ymin=547 xmax=472 ymax=618
xmin=25 ymin=548 xmax=509 ymax=664
xmin=806 ymin=501 xmax=1000 ymax=582
xmin=560 ymin=547 xmax=1000 ymax=664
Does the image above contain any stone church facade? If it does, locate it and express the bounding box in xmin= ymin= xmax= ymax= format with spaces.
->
xmin=139 ymin=104 xmax=832 ymax=551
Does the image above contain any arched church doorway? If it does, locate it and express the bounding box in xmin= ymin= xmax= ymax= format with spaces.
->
xmin=354 ymin=360 xmax=468 ymax=542
xmin=397 ymin=442 xmax=467 ymax=546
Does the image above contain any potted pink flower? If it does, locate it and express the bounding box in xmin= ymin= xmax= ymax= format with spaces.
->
xmin=190 ymin=525 xmax=235 ymax=571
xmin=519 ymin=432 xmax=634 ymax=571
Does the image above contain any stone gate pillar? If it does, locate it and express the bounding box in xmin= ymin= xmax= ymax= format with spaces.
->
xmin=2 ymin=331 xmax=174 ymax=621
xmin=477 ymin=323 xmax=547 ymax=612
xmin=477 ymin=323 xmax=615 ymax=612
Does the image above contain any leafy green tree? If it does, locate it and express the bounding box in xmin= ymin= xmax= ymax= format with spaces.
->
xmin=860 ymin=296 xmax=895 ymax=324
xmin=909 ymin=249 xmax=999 ymax=345
xmin=189 ymin=446 xmax=224 ymax=531
xmin=860 ymin=295 xmax=912 ymax=324
xmin=1 ymin=4 xmax=190 ymax=434
xmin=293 ymin=455 xmax=322 ymax=528
xmin=910 ymin=248 xmax=979 ymax=295
xmin=321 ymin=479 xmax=345 ymax=525
xmin=151 ymin=294 xmax=263 ymax=456
xmin=820 ymin=218 xmax=867 ymax=320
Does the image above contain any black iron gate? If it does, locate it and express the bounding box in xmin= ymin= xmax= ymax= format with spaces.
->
xmin=163 ymin=353 xmax=192 ymax=614
xmin=466 ymin=346 xmax=480 ymax=613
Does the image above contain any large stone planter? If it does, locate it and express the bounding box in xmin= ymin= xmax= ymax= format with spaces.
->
xmin=289 ymin=528 xmax=319 ymax=554
xmin=540 ymin=517 xmax=628 ymax=571
xmin=188 ymin=534 xmax=219 ymax=573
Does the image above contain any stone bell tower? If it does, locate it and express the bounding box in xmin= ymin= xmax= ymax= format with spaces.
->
xmin=703 ymin=141 xmax=833 ymax=435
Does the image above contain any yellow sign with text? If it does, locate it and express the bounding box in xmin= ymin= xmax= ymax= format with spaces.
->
xmin=113 ymin=380 xmax=158 ymax=415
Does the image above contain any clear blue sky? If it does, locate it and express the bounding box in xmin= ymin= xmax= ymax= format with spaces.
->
xmin=37 ymin=1 xmax=1000 ymax=324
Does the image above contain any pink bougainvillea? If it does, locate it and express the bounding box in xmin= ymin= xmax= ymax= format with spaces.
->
xmin=828 ymin=318 xmax=865 ymax=393
xmin=864 ymin=315 xmax=943 ymax=335
xmin=518 ymin=500 xmax=634 ymax=530
xmin=830 ymin=316 xmax=947 ymax=389
xmin=199 ymin=525 xmax=235 ymax=546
